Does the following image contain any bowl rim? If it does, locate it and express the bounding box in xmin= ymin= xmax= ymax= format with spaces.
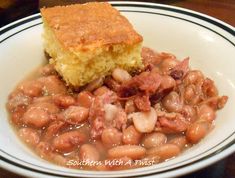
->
xmin=0 ymin=1 xmax=235 ymax=178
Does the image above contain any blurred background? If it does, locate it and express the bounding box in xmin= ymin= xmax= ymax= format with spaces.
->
xmin=0 ymin=0 xmax=235 ymax=178
xmin=0 ymin=0 xmax=235 ymax=27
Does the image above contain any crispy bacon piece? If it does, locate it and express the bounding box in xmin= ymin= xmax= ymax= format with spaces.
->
xmin=134 ymin=94 xmax=151 ymax=112
xmin=150 ymin=87 xmax=173 ymax=105
xmin=118 ymin=71 xmax=162 ymax=98
xmin=89 ymin=91 xmax=118 ymax=138
xmin=104 ymin=77 xmax=121 ymax=92
xmin=113 ymin=108 xmax=127 ymax=130
xmin=89 ymin=96 xmax=105 ymax=138
xmin=170 ymin=70 xmax=184 ymax=80
xmin=158 ymin=114 xmax=189 ymax=133
xmin=170 ymin=58 xmax=189 ymax=80
xmin=118 ymin=85 xmax=139 ymax=98
xmin=134 ymin=71 xmax=162 ymax=93
xmin=90 ymin=117 xmax=105 ymax=139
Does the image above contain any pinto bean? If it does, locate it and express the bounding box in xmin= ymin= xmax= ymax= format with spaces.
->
xmin=22 ymin=107 xmax=51 ymax=128
xmin=141 ymin=47 xmax=162 ymax=66
xmin=217 ymin=96 xmax=228 ymax=109
xmin=76 ymin=91 xmax=94 ymax=108
xmin=52 ymin=130 xmax=87 ymax=153
xmin=53 ymin=94 xmax=75 ymax=108
xmin=36 ymin=142 xmax=52 ymax=159
xmin=168 ymin=136 xmax=187 ymax=150
xmin=181 ymin=105 xmax=197 ymax=122
xmin=39 ymin=75 xmax=67 ymax=95
xmin=186 ymin=121 xmax=210 ymax=143
xmin=162 ymin=91 xmax=183 ymax=112
xmin=19 ymin=128 xmax=40 ymax=146
xmin=7 ymin=92 xmax=32 ymax=111
xmin=129 ymin=107 xmax=157 ymax=133
xmin=101 ymin=128 xmax=122 ymax=147
xmin=104 ymin=104 xmax=118 ymax=122
xmin=184 ymin=84 xmax=196 ymax=103
xmin=93 ymin=86 xmax=110 ymax=96
xmin=11 ymin=107 xmax=25 ymax=125
xmin=84 ymin=77 xmax=104 ymax=92
xmin=33 ymin=96 xmax=53 ymax=103
xmin=61 ymin=106 xmax=89 ymax=124
xmin=108 ymin=145 xmax=146 ymax=159
xmin=146 ymin=144 xmax=180 ymax=160
xmin=18 ymin=81 xmax=43 ymax=97
xmin=202 ymin=78 xmax=218 ymax=97
xmin=77 ymin=122 xmax=91 ymax=137
xmin=160 ymin=75 xmax=175 ymax=90
xmin=159 ymin=52 xmax=177 ymax=61
xmin=43 ymin=121 xmax=65 ymax=141
xmin=125 ymin=100 xmax=136 ymax=114
xmin=160 ymin=58 xmax=179 ymax=73
xmin=198 ymin=104 xmax=216 ymax=122
xmin=122 ymin=125 xmax=142 ymax=145
xmin=142 ymin=132 xmax=167 ymax=149
xmin=201 ymin=96 xmax=228 ymax=110
xmin=93 ymin=141 xmax=107 ymax=158
xmin=112 ymin=68 xmax=132 ymax=83
xmin=79 ymin=144 xmax=100 ymax=161
xmin=183 ymin=70 xmax=204 ymax=86
xmin=29 ymin=102 xmax=59 ymax=114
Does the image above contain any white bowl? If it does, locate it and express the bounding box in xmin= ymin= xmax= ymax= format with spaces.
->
xmin=0 ymin=1 xmax=235 ymax=178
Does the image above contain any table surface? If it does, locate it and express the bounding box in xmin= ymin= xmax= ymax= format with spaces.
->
xmin=0 ymin=0 xmax=235 ymax=177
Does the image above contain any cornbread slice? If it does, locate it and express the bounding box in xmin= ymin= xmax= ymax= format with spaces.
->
xmin=40 ymin=2 xmax=143 ymax=87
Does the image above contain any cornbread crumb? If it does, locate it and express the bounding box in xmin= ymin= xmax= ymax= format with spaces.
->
xmin=41 ymin=2 xmax=143 ymax=87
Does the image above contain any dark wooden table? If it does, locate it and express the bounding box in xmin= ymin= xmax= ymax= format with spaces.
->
xmin=0 ymin=0 xmax=235 ymax=177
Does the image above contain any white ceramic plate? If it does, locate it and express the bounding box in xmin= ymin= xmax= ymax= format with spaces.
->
xmin=0 ymin=1 xmax=235 ymax=178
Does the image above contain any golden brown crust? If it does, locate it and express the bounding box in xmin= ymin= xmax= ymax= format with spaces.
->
xmin=40 ymin=2 xmax=143 ymax=50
